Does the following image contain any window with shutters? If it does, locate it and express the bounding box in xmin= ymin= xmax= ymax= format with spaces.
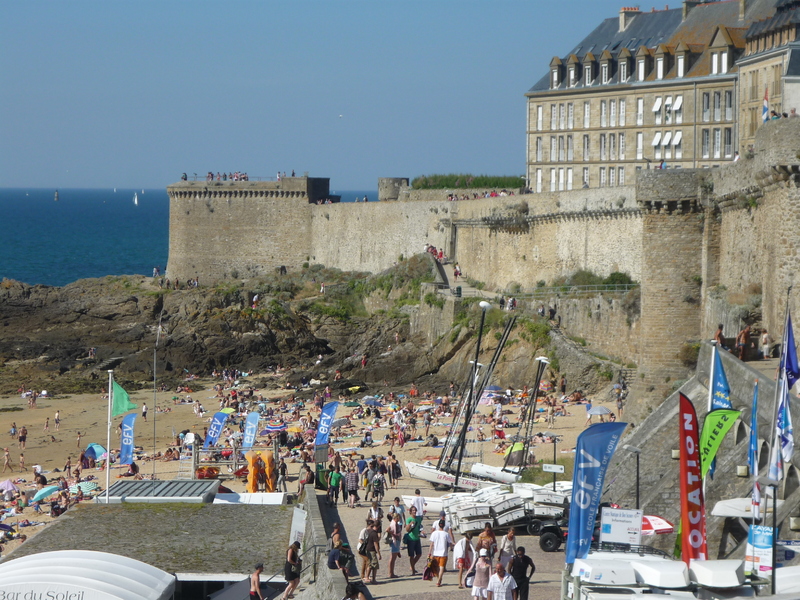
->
xmin=583 ymin=135 xmax=590 ymax=161
xmin=601 ymin=101 xmax=607 ymax=127
xmin=619 ymin=133 xmax=626 ymax=159
xmin=584 ymin=102 xmax=591 ymax=128
xmin=619 ymin=99 xmax=626 ymax=125
xmin=610 ymin=100 xmax=616 ymax=127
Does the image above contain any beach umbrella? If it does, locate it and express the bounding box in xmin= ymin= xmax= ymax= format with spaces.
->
xmin=330 ymin=418 xmax=349 ymax=429
xmin=539 ymin=381 xmax=554 ymax=392
xmin=69 ymin=481 xmax=98 ymax=494
xmin=587 ymin=406 xmax=612 ymax=416
xmin=84 ymin=443 xmax=107 ymax=460
xmin=641 ymin=515 xmax=674 ymax=535
xmin=31 ymin=485 xmax=60 ymax=503
xmin=0 ymin=480 xmax=18 ymax=493
xmin=364 ymin=399 xmax=382 ymax=407
xmin=264 ymin=420 xmax=287 ymax=433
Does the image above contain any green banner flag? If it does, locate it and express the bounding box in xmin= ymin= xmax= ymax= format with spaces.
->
xmin=700 ymin=408 xmax=741 ymax=478
xmin=112 ymin=380 xmax=137 ymax=417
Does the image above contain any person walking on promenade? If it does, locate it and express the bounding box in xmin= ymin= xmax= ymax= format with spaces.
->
xmin=509 ymin=547 xmax=535 ymax=600
xmin=428 ymin=519 xmax=451 ymax=587
xmin=387 ymin=512 xmax=403 ymax=578
xmin=406 ymin=505 xmax=424 ymax=575
xmin=18 ymin=426 xmax=27 ymax=450
xmin=346 ymin=467 xmax=360 ymax=508
xmin=486 ymin=562 xmax=518 ymax=600
xmin=454 ymin=532 xmax=475 ymax=589
xmin=472 ymin=549 xmax=492 ymax=598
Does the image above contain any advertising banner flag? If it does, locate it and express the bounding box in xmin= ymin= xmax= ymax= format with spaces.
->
xmin=118 ymin=413 xmax=137 ymax=465
xmin=711 ymin=349 xmax=733 ymax=409
xmin=242 ymin=411 xmax=260 ymax=449
xmin=203 ymin=411 xmax=229 ymax=449
xmin=565 ymin=422 xmax=628 ymax=564
xmin=699 ymin=409 xmax=741 ymax=478
xmin=679 ymin=393 xmax=708 ymax=564
xmin=783 ymin=311 xmax=799 ymax=390
xmin=315 ymin=401 xmax=340 ymax=447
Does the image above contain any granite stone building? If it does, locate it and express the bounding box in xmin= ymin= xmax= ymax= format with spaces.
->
xmin=525 ymin=0 xmax=799 ymax=193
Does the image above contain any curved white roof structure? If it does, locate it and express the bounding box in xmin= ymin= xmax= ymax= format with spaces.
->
xmin=0 ymin=550 xmax=175 ymax=600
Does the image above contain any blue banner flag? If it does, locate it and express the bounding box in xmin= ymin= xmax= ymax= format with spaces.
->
xmin=243 ymin=411 xmax=260 ymax=449
xmin=783 ymin=311 xmax=799 ymax=391
xmin=565 ymin=422 xmax=628 ymax=564
xmin=119 ymin=413 xmax=137 ymax=465
xmin=711 ymin=349 xmax=733 ymax=409
xmin=204 ymin=411 xmax=230 ymax=449
xmin=315 ymin=401 xmax=340 ymax=447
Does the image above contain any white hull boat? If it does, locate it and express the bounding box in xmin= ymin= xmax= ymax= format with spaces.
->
xmin=404 ymin=460 xmax=501 ymax=491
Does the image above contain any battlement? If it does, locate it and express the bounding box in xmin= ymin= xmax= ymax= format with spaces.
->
xmin=167 ymin=176 xmax=333 ymax=204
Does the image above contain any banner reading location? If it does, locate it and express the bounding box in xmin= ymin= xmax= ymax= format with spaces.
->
xmin=678 ymin=393 xmax=707 ymax=564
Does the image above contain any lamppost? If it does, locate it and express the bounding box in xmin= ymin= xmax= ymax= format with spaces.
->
xmin=454 ymin=300 xmax=492 ymax=488
xmin=624 ymin=445 xmax=642 ymax=510
xmin=758 ymin=476 xmax=781 ymax=595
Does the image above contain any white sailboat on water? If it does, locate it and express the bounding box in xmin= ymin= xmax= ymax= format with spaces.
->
xmin=133 ymin=192 xmax=138 ymax=206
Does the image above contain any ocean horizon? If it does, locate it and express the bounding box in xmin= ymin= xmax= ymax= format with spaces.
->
xmin=0 ymin=187 xmax=377 ymax=287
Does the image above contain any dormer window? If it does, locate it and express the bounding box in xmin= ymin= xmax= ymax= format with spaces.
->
xmin=552 ymin=68 xmax=559 ymax=89
xmin=585 ymin=65 xmax=592 ymax=85
xmin=656 ymin=57 xmax=664 ymax=80
xmin=569 ymin=67 xmax=576 ymax=87
xmin=620 ymin=61 xmax=628 ymax=82
xmin=602 ymin=64 xmax=609 ymax=84
xmin=712 ymin=53 xmax=719 ymax=74
xmin=677 ymin=55 xmax=685 ymax=78
xmin=638 ymin=59 xmax=645 ymax=81
xmin=721 ymin=50 xmax=728 ymax=72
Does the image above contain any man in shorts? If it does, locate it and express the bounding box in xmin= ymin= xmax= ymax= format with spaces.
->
xmin=428 ymin=519 xmax=451 ymax=587
xmin=250 ymin=563 xmax=264 ymax=600
xmin=406 ymin=505 xmax=423 ymax=574
xmin=327 ymin=466 xmax=343 ymax=506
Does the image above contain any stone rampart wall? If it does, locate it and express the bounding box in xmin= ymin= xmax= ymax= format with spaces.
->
xmin=308 ymin=201 xmax=452 ymax=274
xmin=168 ymin=194 xmax=312 ymax=282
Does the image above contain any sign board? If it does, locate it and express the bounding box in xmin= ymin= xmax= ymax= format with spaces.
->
xmin=290 ymin=506 xmax=307 ymax=548
xmin=746 ymin=524 xmax=781 ymax=576
xmin=600 ymin=507 xmax=643 ymax=546
xmin=542 ymin=463 xmax=565 ymax=473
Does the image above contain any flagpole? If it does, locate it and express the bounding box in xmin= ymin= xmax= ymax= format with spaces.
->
xmin=768 ymin=287 xmax=792 ymax=485
xmin=751 ymin=379 xmax=759 ymax=576
xmin=106 ymin=369 xmax=113 ymax=502
xmin=704 ymin=345 xmax=718 ymax=500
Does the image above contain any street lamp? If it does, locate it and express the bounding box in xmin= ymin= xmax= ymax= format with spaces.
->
xmin=758 ymin=475 xmax=781 ymax=595
xmin=624 ymin=444 xmax=642 ymax=510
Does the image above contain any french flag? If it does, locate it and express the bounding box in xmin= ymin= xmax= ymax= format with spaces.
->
xmin=763 ymin=87 xmax=770 ymax=123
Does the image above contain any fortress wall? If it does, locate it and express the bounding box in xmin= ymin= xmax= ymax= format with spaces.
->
xmin=308 ymin=200 xmax=453 ymax=273
xmin=452 ymin=212 xmax=643 ymax=291
xmin=535 ymin=293 xmax=641 ymax=364
xmin=717 ymin=185 xmax=800 ymax=334
xmin=167 ymin=195 xmax=312 ymax=282
xmin=637 ymin=209 xmax=705 ymax=390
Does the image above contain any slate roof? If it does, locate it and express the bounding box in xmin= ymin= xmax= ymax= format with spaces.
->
xmin=528 ymin=0 xmax=784 ymax=94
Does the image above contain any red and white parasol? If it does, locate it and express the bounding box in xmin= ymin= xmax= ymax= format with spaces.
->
xmin=641 ymin=515 xmax=674 ymax=535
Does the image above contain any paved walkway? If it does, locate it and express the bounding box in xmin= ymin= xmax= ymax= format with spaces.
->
xmin=315 ymin=480 xmax=564 ymax=599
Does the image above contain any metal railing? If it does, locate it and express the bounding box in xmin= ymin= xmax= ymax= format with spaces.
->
xmin=507 ymin=283 xmax=639 ymax=299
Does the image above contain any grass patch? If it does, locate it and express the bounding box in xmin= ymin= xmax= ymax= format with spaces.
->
xmin=519 ymin=456 xmax=574 ymax=486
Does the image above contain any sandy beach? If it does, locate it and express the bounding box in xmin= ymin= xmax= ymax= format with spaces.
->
xmin=0 ymin=375 xmax=620 ymax=557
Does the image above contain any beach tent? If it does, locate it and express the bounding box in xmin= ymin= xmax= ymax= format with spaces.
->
xmin=0 ymin=549 xmax=175 ymax=600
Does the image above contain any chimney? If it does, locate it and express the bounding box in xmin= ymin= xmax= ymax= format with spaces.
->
xmin=682 ymin=0 xmax=701 ymax=20
xmin=620 ymin=6 xmax=641 ymax=32
xmin=739 ymin=0 xmax=746 ymax=20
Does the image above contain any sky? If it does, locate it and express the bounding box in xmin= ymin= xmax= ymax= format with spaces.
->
xmin=0 ymin=1 xmax=624 ymax=190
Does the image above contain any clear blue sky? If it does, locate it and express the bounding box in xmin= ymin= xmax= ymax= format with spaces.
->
xmin=1 ymin=1 xmax=622 ymax=190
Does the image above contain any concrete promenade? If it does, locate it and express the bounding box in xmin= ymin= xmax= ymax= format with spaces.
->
xmin=312 ymin=479 xmax=564 ymax=600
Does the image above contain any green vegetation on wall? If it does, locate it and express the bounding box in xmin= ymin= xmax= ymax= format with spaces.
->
xmin=412 ymin=174 xmax=524 ymax=190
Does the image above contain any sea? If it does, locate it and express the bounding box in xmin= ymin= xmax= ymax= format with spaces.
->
xmin=0 ymin=187 xmax=377 ymax=287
